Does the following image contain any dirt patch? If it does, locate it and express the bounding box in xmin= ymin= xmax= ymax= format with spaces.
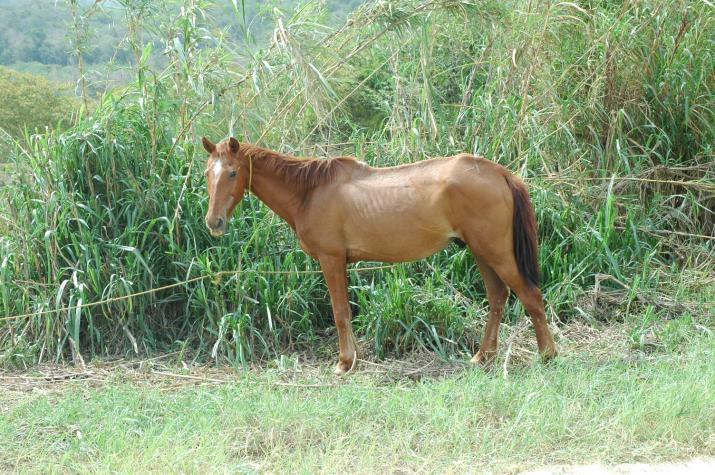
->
xmin=520 ymin=458 xmax=715 ymax=475
xmin=0 ymin=350 xmax=468 ymax=398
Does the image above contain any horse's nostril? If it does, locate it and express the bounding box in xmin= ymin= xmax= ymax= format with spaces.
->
xmin=217 ymin=217 xmax=225 ymax=228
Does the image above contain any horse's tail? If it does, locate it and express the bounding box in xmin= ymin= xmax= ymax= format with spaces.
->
xmin=506 ymin=175 xmax=540 ymax=288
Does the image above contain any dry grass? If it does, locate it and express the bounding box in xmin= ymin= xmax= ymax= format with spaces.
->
xmin=0 ymin=309 xmax=708 ymax=393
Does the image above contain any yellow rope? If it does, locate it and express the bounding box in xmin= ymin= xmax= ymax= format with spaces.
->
xmin=622 ymin=227 xmax=715 ymax=241
xmin=541 ymin=175 xmax=715 ymax=192
xmin=0 ymin=264 xmax=396 ymax=323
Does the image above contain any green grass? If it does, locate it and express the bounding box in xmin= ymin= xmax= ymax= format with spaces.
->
xmin=0 ymin=162 xmax=11 ymax=185
xmin=1 ymin=318 xmax=713 ymax=474
xmin=0 ymin=2 xmax=713 ymax=470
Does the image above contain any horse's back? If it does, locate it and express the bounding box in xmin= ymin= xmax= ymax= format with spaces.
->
xmin=298 ymin=153 xmax=509 ymax=262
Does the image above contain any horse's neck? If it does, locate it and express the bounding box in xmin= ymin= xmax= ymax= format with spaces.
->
xmin=243 ymin=149 xmax=304 ymax=230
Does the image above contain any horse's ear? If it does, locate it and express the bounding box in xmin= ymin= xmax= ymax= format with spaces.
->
xmin=202 ymin=136 xmax=216 ymax=154
xmin=228 ymin=137 xmax=240 ymax=154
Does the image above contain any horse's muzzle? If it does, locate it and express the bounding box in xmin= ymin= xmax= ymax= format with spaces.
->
xmin=206 ymin=216 xmax=226 ymax=237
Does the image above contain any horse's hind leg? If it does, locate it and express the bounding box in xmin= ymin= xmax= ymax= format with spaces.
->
xmin=466 ymin=234 xmax=557 ymax=361
xmin=490 ymin=260 xmax=557 ymax=359
xmin=470 ymin=257 xmax=509 ymax=366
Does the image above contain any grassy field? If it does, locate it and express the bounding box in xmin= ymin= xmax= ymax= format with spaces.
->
xmin=2 ymin=307 xmax=714 ymax=474
xmin=0 ymin=1 xmax=713 ymax=471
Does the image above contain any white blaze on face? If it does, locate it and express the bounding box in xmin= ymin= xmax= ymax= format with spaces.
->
xmin=212 ymin=159 xmax=223 ymax=181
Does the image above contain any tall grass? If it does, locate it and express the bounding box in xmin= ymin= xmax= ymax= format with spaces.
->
xmin=0 ymin=0 xmax=713 ymax=367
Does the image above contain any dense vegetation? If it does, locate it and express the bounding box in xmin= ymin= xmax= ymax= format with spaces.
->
xmin=0 ymin=0 xmax=713 ymax=367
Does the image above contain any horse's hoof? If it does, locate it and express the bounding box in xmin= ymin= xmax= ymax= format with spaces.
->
xmin=334 ymin=360 xmax=354 ymax=376
xmin=541 ymin=347 xmax=558 ymax=362
xmin=471 ymin=350 xmax=495 ymax=366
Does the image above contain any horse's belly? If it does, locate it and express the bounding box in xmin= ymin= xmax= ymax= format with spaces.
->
xmin=344 ymin=218 xmax=455 ymax=263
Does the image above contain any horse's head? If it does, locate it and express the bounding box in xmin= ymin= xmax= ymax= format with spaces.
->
xmin=202 ymin=136 xmax=248 ymax=237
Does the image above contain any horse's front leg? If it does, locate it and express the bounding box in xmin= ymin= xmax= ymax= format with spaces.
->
xmin=319 ymin=254 xmax=358 ymax=376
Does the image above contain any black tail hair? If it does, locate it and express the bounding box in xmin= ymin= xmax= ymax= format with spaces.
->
xmin=506 ymin=176 xmax=540 ymax=287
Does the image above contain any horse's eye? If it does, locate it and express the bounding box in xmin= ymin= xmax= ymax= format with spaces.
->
xmin=229 ymin=170 xmax=237 ymax=178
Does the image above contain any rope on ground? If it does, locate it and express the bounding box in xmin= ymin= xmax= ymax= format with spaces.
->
xmin=0 ymin=264 xmax=396 ymax=323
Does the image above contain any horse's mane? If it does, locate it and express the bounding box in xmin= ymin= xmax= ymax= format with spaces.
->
xmin=241 ymin=143 xmax=357 ymax=189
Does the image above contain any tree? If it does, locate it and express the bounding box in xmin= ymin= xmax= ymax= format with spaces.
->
xmin=0 ymin=66 xmax=79 ymax=139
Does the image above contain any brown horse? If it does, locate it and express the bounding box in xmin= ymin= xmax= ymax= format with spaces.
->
xmin=202 ymin=137 xmax=557 ymax=375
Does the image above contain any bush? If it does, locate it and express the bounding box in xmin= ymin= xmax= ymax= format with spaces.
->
xmin=0 ymin=66 xmax=78 ymax=141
